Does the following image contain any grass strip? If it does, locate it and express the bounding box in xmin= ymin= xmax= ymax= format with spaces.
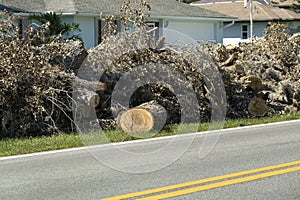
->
xmin=1 ymin=112 xmax=300 ymax=157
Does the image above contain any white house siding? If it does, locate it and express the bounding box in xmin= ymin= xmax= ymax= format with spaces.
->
xmin=214 ymin=22 xmax=224 ymax=43
xmin=164 ymin=20 xmax=221 ymax=43
xmin=223 ymin=22 xmax=268 ymax=39
xmin=224 ymin=21 xmax=300 ymax=41
xmin=74 ymin=16 xmax=96 ymax=49
xmin=253 ymin=22 xmax=268 ymax=37
xmin=61 ymin=16 xmax=77 ymax=40
xmin=61 ymin=16 xmax=75 ymax=24
xmin=61 ymin=16 xmax=224 ymax=49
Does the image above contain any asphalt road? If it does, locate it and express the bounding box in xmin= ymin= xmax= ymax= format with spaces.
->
xmin=0 ymin=120 xmax=299 ymax=200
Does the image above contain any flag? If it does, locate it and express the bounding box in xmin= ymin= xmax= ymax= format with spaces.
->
xmin=244 ymin=0 xmax=249 ymax=7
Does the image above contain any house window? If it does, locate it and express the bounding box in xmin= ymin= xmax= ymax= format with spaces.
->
xmin=17 ymin=18 xmax=33 ymax=37
xmin=241 ymin=24 xmax=248 ymax=39
xmin=96 ymin=19 xmax=104 ymax=45
xmin=147 ymin=22 xmax=159 ymax=39
xmin=18 ymin=19 xmax=23 ymax=37
xmin=96 ymin=19 xmax=119 ymax=45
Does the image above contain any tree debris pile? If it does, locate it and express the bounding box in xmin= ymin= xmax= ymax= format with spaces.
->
xmin=74 ymin=0 xmax=224 ymax=132
xmin=0 ymin=15 xmax=86 ymax=138
xmin=76 ymin=31 xmax=222 ymax=131
xmin=207 ymin=23 xmax=300 ymax=118
xmin=1 ymin=0 xmax=300 ymax=137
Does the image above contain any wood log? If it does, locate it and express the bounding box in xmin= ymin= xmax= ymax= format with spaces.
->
xmin=257 ymin=91 xmax=270 ymax=101
xmin=222 ymin=53 xmax=238 ymax=66
xmin=248 ymin=97 xmax=269 ymax=116
xmin=77 ymin=105 xmax=96 ymax=119
xmin=75 ymin=89 xmax=100 ymax=108
xmin=225 ymin=44 xmax=237 ymax=51
xmin=241 ymin=76 xmax=263 ymax=92
xmin=74 ymin=77 xmax=108 ymax=91
xmin=224 ymin=64 xmax=245 ymax=74
xmin=117 ymin=101 xmax=167 ymax=133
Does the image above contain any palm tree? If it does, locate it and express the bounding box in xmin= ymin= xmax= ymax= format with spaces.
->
xmin=29 ymin=12 xmax=80 ymax=38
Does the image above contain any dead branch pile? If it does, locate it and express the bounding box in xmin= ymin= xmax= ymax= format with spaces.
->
xmin=207 ymin=22 xmax=300 ymax=118
xmin=1 ymin=0 xmax=300 ymax=137
xmin=0 ymin=14 xmax=86 ymax=138
xmin=89 ymin=40 xmax=218 ymax=126
xmin=94 ymin=22 xmax=300 ymax=132
xmin=71 ymin=0 xmax=226 ymax=133
xmin=76 ymin=30 xmax=218 ymax=132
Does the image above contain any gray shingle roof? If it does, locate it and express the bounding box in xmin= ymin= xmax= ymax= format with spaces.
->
xmin=0 ymin=0 xmax=233 ymax=19
xmin=0 ymin=4 xmax=25 ymax=13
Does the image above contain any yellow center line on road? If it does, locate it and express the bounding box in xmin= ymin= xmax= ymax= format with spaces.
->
xmin=101 ymin=160 xmax=300 ymax=200
xmin=138 ymin=165 xmax=300 ymax=200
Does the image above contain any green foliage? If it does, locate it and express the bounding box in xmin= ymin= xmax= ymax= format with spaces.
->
xmin=29 ymin=12 xmax=80 ymax=38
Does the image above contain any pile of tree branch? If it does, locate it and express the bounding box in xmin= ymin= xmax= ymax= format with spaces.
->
xmin=1 ymin=0 xmax=300 ymax=136
xmin=0 ymin=14 xmax=86 ymax=138
xmin=207 ymin=22 xmax=300 ymax=118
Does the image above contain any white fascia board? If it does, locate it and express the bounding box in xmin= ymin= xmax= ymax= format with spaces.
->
xmin=12 ymin=12 xmax=93 ymax=17
xmin=62 ymin=12 xmax=100 ymax=17
xmin=13 ymin=12 xmax=236 ymax=22
xmin=11 ymin=12 xmax=31 ymax=16
xmin=151 ymin=15 xmax=236 ymax=22
xmin=61 ymin=13 xmax=236 ymax=21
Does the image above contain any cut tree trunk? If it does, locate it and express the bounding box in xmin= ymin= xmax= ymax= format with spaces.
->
xmin=75 ymin=89 xmax=100 ymax=108
xmin=241 ymin=76 xmax=263 ymax=92
xmin=74 ymin=77 xmax=108 ymax=91
xmin=248 ymin=97 xmax=269 ymax=116
xmin=117 ymin=101 xmax=167 ymax=133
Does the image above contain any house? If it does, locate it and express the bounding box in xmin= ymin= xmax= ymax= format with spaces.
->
xmin=0 ymin=0 xmax=235 ymax=49
xmin=192 ymin=0 xmax=300 ymax=45
xmin=271 ymin=0 xmax=300 ymax=13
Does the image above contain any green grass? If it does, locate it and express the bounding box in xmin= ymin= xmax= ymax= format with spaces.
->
xmin=223 ymin=112 xmax=300 ymax=128
xmin=1 ymin=112 xmax=300 ymax=157
xmin=0 ymin=134 xmax=83 ymax=157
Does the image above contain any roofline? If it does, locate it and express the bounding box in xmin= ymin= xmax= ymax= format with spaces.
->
xmin=12 ymin=12 xmax=236 ymax=21
xmin=14 ymin=12 xmax=299 ymax=21
xmin=146 ymin=15 xmax=236 ymax=21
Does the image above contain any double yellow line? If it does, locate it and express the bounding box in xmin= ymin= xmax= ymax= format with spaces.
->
xmin=102 ymin=160 xmax=300 ymax=200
